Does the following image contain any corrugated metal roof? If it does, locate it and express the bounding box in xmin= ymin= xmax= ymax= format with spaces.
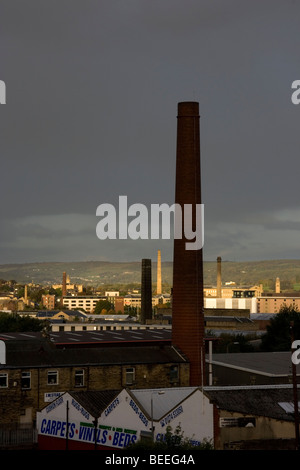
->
xmin=1 ymin=339 xmax=186 ymax=368
xmin=205 ymin=385 xmax=299 ymax=422
xmin=70 ymin=390 xmax=121 ymax=417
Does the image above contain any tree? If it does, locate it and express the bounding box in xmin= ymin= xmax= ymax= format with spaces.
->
xmin=0 ymin=312 xmax=46 ymax=332
xmin=212 ymin=332 xmax=255 ymax=353
xmin=260 ymin=305 xmax=300 ymax=352
xmin=125 ymin=424 xmax=213 ymax=450
xmin=94 ymin=299 xmax=114 ymax=314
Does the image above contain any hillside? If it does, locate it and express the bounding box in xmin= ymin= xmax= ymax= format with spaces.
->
xmin=1 ymin=259 xmax=300 ymax=290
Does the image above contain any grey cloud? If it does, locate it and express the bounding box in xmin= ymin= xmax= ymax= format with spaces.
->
xmin=1 ymin=0 xmax=300 ymax=263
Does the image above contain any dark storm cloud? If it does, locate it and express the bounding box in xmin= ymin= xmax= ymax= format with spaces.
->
xmin=1 ymin=0 xmax=300 ymax=263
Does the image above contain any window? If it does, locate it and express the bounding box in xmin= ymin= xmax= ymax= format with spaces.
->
xmin=169 ymin=365 xmax=179 ymax=382
xmin=0 ymin=373 xmax=8 ymax=388
xmin=47 ymin=370 xmax=58 ymax=385
xmin=125 ymin=367 xmax=135 ymax=385
xmin=21 ymin=372 xmax=31 ymax=389
xmin=75 ymin=369 xmax=84 ymax=387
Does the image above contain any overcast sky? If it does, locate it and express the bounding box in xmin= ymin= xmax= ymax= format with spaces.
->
xmin=1 ymin=0 xmax=300 ymax=264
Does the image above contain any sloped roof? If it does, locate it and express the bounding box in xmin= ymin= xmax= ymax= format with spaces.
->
xmin=0 ymin=336 xmax=185 ymax=368
xmin=204 ymin=384 xmax=300 ymax=422
xmin=69 ymin=390 xmax=121 ymax=418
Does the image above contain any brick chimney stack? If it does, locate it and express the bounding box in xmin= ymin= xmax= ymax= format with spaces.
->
xmin=172 ymin=101 xmax=205 ymax=387
xmin=141 ymin=259 xmax=152 ymax=324
xmin=62 ymin=272 xmax=67 ymax=297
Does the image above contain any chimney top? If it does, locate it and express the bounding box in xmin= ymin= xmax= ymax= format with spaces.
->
xmin=177 ymin=101 xmax=199 ymax=117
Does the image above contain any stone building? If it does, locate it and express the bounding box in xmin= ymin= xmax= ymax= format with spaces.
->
xmin=0 ymin=331 xmax=189 ymax=428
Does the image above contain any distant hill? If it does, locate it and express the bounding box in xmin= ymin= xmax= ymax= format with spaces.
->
xmin=1 ymin=259 xmax=300 ymax=290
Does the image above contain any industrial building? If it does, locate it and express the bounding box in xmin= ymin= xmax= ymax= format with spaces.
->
xmin=36 ymin=384 xmax=299 ymax=450
xmin=206 ymin=351 xmax=300 ymax=386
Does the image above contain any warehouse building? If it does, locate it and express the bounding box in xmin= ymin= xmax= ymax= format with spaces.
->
xmin=37 ymin=384 xmax=299 ymax=450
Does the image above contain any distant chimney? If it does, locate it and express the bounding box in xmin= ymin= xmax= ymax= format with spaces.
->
xmin=62 ymin=272 xmax=67 ymax=297
xmin=141 ymin=259 xmax=152 ymax=324
xmin=24 ymin=285 xmax=28 ymax=305
xmin=217 ymin=257 xmax=222 ymax=298
xmin=172 ymin=101 xmax=205 ymax=387
xmin=157 ymin=250 xmax=162 ymax=295
xmin=275 ymin=277 xmax=280 ymax=294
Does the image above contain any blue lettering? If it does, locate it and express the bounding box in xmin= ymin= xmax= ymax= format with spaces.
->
xmin=124 ymin=433 xmax=132 ymax=447
xmin=41 ymin=419 xmax=74 ymax=437
xmin=45 ymin=420 xmax=51 ymax=434
xmin=60 ymin=422 xmax=66 ymax=437
xmin=79 ymin=426 xmax=85 ymax=440
xmin=69 ymin=422 xmax=75 ymax=439
xmin=112 ymin=431 xmax=119 ymax=446
xmin=119 ymin=432 xmax=125 ymax=447
xmin=41 ymin=419 xmax=46 ymax=433
xmin=101 ymin=430 xmax=107 ymax=444
xmin=50 ymin=420 xmax=56 ymax=435
xmin=86 ymin=427 xmax=94 ymax=442
xmin=56 ymin=421 xmax=62 ymax=435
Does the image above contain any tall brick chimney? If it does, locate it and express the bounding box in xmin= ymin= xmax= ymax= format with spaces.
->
xmin=60 ymin=271 xmax=67 ymax=308
xmin=141 ymin=259 xmax=152 ymax=324
xmin=157 ymin=249 xmax=162 ymax=295
xmin=172 ymin=101 xmax=205 ymax=387
xmin=62 ymin=272 xmax=67 ymax=297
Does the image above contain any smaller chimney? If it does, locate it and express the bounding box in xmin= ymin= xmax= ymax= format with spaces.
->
xmin=62 ymin=272 xmax=67 ymax=297
xmin=217 ymin=257 xmax=222 ymax=298
xmin=157 ymin=250 xmax=162 ymax=295
xmin=24 ymin=285 xmax=28 ymax=305
xmin=141 ymin=259 xmax=152 ymax=324
xmin=275 ymin=277 xmax=280 ymax=294
xmin=61 ymin=272 xmax=67 ymax=308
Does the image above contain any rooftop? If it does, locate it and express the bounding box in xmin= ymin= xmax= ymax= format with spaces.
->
xmin=2 ymin=343 xmax=185 ymax=369
xmin=69 ymin=390 xmax=121 ymax=417
xmin=207 ymin=351 xmax=300 ymax=377
xmin=0 ymin=328 xmax=172 ymax=348
xmin=204 ymin=384 xmax=300 ymax=422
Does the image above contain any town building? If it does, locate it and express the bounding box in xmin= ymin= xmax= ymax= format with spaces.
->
xmin=35 ymin=309 xmax=87 ymax=322
xmin=37 ymin=386 xmax=214 ymax=450
xmin=41 ymin=295 xmax=56 ymax=310
xmin=257 ymin=293 xmax=300 ymax=313
xmin=206 ymin=384 xmax=299 ymax=450
xmin=206 ymin=351 xmax=300 ymax=386
xmin=204 ymin=296 xmax=258 ymax=313
xmin=62 ymin=295 xmax=106 ymax=312
xmin=0 ymin=330 xmax=189 ymax=430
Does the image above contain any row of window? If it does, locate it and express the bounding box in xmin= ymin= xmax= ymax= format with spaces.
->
xmin=0 ymin=368 xmax=139 ymax=389
xmin=0 ymin=370 xmax=85 ymax=389
xmin=258 ymin=299 xmax=296 ymax=302
xmin=0 ymin=366 xmax=179 ymax=389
